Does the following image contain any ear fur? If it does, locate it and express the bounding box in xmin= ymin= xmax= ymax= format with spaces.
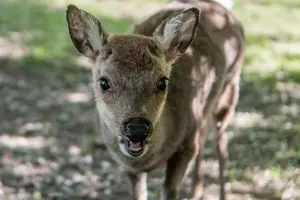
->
xmin=153 ymin=8 xmax=200 ymax=62
xmin=66 ymin=4 xmax=108 ymax=60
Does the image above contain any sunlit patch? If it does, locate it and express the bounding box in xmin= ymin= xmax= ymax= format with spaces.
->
xmin=13 ymin=163 xmax=50 ymax=176
xmin=64 ymin=92 xmax=91 ymax=103
xmin=272 ymin=42 xmax=300 ymax=55
xmin=280 ymin=103 xmax=299 ymax=116
xmin=68 ymin=145 xmax=82 ymax=156
xmin=0 ymin=32 xmax=30 ymax=59
xmin=232 ymin=112 xmax=264 ymax=129
xmin=276 ymin=82 xmax=300 ymax=100
xmin=18 ymin=122 xmax=45 ymax=135
xmin=0 ymin=134 xmax=51 ymax=149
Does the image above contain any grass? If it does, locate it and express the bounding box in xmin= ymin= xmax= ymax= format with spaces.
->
xmin=0 ymin=0 xmax=134 ymax=61
xmin=0 ymin=0 xmax=300 ymax=199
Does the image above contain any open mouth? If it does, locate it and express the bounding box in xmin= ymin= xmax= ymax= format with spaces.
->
xmin=124 ymin=138 xmax=146 ymax=156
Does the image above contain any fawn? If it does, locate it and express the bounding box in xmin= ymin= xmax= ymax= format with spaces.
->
xmin=66 ymin=0 xmax=244 ymax=199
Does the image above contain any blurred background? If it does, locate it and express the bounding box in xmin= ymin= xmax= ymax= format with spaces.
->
xmin=0 ymin=0 xmax=299 ymax=199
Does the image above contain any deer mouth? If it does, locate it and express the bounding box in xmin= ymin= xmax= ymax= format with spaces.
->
xmin=124 ymin=138 xmax=146 ymax=156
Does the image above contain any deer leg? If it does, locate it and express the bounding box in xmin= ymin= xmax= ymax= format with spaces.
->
xmin=126 ymin=172 xmax=148 ymax=200
xmin=214 ymin=120 xmax=228 ymax=200
xmin=191 ymin=128 xmax=206 ymax=200
xmin=213 ymin=81 xmax=239 ymax=200
xmin=161 ymin=138 xmax=198 ymax=200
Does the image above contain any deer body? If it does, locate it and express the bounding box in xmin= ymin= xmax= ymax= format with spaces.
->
xmin=66 ymin=0 xmax=244 ymax=199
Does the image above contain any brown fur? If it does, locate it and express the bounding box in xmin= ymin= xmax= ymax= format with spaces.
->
xmin=66 ymin=0 xmax=244 ymax=199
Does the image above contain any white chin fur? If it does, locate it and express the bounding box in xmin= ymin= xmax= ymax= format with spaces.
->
xmin=117 ymin=136 xmax=149 ymax=158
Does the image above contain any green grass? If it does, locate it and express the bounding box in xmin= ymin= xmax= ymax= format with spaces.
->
xmin=0 ymin=0 xmax=134 ymax=61
xmin=1 ymin=0 xmax=299 ymax=81
xmin=234 ymin=0 xmax=300 ymax=81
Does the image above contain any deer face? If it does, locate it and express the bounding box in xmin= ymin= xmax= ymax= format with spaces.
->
xmin=66 ymin=5 xmax=199 ymax=157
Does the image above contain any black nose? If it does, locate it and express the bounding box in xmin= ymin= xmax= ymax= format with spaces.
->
xmin=123 ymin=118 xmax=151 ymax=142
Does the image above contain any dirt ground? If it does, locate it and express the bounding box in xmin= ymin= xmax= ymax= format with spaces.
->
xmin=0 ymin=0 xmax=300 ymax=200
xmin=1 ymin=58 xmax=300 ymax=200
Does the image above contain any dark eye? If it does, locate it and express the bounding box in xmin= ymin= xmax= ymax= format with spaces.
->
xmin=156 ymin=78 xmax=168 ymax=92
xmin=99 ymin=77 xmax=111 ymax=91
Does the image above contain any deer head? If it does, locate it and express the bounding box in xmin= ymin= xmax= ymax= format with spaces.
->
xmin=66 ymin=4 xmax=199 ymax=157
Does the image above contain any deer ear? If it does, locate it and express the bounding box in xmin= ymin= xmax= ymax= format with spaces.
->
xmin=66 ymin=4 xmax=108 ymax=60
xmin=153 ymin=8 xmax=200 ymax=62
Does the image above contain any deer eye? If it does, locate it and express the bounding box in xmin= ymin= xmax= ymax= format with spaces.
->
xmin=156 ymin=77 xmax=168 ymax=92
xmin=99 ymin=77 xmax=111 ymax=91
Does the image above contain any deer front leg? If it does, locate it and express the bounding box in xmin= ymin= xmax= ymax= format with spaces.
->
xmin=126 ymin=172 xmax=148 ymax=200
xmin=191 ymin=128 xmax=206 ymax=200
xmin=161 ymin=139 xmax=197 ymax=200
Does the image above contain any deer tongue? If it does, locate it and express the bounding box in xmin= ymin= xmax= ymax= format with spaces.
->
xmin=129 ymin=141 xmax=142 ymax=150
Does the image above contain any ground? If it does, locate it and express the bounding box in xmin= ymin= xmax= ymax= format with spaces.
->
xmin=0 ymin=0 xmax=300 ymax=199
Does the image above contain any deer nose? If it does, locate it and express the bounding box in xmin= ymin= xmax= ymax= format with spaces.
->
xmin=123 ymin=118 xmax=151 ymax=142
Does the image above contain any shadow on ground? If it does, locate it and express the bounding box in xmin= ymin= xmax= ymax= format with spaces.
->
xmin=2 ymin=55 xmax=300 ymax=200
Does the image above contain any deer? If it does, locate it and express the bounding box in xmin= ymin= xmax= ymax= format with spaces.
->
xmin=66 ymin=0 xmax=244 ymax=199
